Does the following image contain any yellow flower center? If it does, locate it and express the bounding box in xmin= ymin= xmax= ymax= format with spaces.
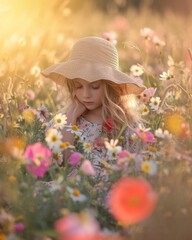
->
xmin=72 ymin=125 xmax=79 ymax=131
xmin=73 ymin=188 xmax=80 ymax=196
xmin=85 ymin=143 xmax=91 ymax=149
xmin=57 ymin=119 xmax=62 ymax=123
xmin=51 ymin=136 xmax=58 ymax=142
xmin=60 ymin=142 xmax=70 ymax=149
xmin=141 ymin=162 xmax=151 ymax=173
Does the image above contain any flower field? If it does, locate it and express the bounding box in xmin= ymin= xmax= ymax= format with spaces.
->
xmin=0 ymin=1 xmax=192 ymax=240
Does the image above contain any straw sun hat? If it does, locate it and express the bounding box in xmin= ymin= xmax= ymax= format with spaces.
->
xmin=41 ymin=36 xmax=146 ymax=95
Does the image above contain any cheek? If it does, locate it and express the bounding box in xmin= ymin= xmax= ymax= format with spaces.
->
xmin=74 ymin=90 xmax=81 ymax=100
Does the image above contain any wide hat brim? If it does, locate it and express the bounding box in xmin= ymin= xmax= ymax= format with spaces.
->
xmin=41 ymin=60 xmax=146 ymax=95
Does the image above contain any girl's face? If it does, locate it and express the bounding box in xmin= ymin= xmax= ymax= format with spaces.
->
xmin=73 ymin=79 xmax=104 ymax=111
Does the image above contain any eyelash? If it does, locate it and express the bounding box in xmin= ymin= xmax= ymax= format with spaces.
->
xmin=75 ymin=86 xmax=100 ymax=89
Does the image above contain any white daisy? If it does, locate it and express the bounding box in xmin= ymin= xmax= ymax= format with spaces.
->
xmin=105 ymin=139 xmax=122 ymax=155
xmin=130 ymin=64 xmax=144 ymax=77
xmin=66 ymin=187 xmax=87 ymax=202
xmin=83 ymin=142 xmax=92 ymax=153
xmin=53 ymin=113 xmax=67 ymax=129
xmin=149 ymin=97 xmax=161 ymax=111
xmin=155 ymin=128 xmax=172 ymax=139
xmin=159 ymin=70 xmax=173 ymax=81
xmin=140 ymin=27 xmax=155 ymax=40
xmin=139 ymin=104 xmax=150 ymax=115
xmin=66 ymin=125 xmax=82 ymax=136
xmin=45 ymin=128 xmax=63 ymax=149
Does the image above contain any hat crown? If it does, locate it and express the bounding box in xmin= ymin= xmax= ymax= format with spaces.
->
xmin=69 ymin=37 xmax=119 ymax=70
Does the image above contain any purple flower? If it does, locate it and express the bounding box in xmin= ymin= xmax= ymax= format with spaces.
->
xmin=14 ymin=222 xmax=25 ymax=232
xmin=24 ymin=142 xmax=52 ymax=178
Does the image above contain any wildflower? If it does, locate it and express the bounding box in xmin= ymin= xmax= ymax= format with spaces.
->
xmin=155 ymin=128 xmax=172 ymax=139
xmin=136 ymin=126 xmax=156 ymax=144
xmin=115 ymin=150 xmax=133 ymax=170
xmin=45 ymin=128 xmax=63 ymax=149
xmin=103 ymin=32 xmax=117 ymax=45
xmin=52 ymin=152 xmax=63 ymax=165
xmin=66 ymin=187 xmax=87 ymax=202
xmin=81 ymin=160 xmax=96 ymax=176
xmin=0 ymin=137 xmax=25 ymax=158
xmin=102 ymin=118 xmax=116 ymax=133
xmin=113 ymin=16 xmax=128 ymax=30
xmin=30 ymin=65 xmax=41 ymax=77
xmin=37 ymin=104 xmax=50 ymax=122
xmin=53 ymin=113 xmax=67 ymax=129
xmin=83 ymin=142 xmax=92 ymax=153
xmin=141 ymin=161 xmax=157 ymax=175
xmin=24 ymin=142 xmax=51 ymax=178
xmin=164 ymin=113 xmax=186 ymax=137
xmin=108 ymin=177 xmax=158 ymax=224
xmin=140 ymin=27 xmax=155 ymax=40
xmin=22 ymin=109 xmax=36 ymax=124
xmin=149 ymin=97 xmax=161 ymax=111
xmin=25 ymin=89 xmax=36 ymax=100
xmin=69 ymin=152 xmax=83 ymax=167
xmin=152 ymin=35 xmax=165 ymax=47
xmin=54 ymin=211 xmax=100 ymax=240
xmin=130 ymin=65 xmax=144 ymax=77
xmin=59 ymin=141 xmax=72 ymax=151
xmin=139 ymin=104 xmax=150 ymax=115
xmin=185 ymin=49 xmax=192 ymax=66
xmin=159 ymin=70 xmax=173 ymax=81
xmin=105 ymin=139 xmax=122 ymax=155
xmin=14 ymin=222 xmax=25 ymax=233
xmin=139 ymin=87 xmax=157 ymax=103
xmin=66 ymin=125 xmax=82 ymax=136
xmin=167 ymin=55 xmax=174 ymax=66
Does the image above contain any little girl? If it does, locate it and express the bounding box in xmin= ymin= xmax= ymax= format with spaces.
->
xmin=42 ymin=36 xmax=145 ymax=174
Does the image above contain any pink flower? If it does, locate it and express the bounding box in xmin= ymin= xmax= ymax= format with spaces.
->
xmin=103 ymin=32 xmax=117 ymax=45
xmin=186 ymin=49 xmax=192 ymax=66
xmin=55 ymin=212 xmax=100 ymax=240
xmin=81 ymin=160 xmax=96 ymax=176
xmin=14 ymin=222 xmax=25 ymax=232
xmin=118 ymin=150 xmax=132 ymax=159
xmin=113 ymin=16 xmax=128 ymax=30
xmin=24 ymin=142 xmax=52 ymax=178
xmin=25 ymin=89 xmax=36 ymax=100
xmin=102 ymin=118 xmax=116 ymax=133
xmin=140 ymin=27 xmax=155 ymax=40
xmin=140 ymin=87 xmax=157 ymax=103
xmin=69 ymin=152 xmax=82 ymax=167
xmin=136 ymin=128 xmax=156 ymax=144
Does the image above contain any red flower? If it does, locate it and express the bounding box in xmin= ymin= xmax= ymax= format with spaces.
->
xmin=108 ymin=177 xmax=158 ymax=225
xmin=102 ymin=118 xmax=116 ymax=133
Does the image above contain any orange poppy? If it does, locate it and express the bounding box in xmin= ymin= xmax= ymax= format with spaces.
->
xmin=108 ymin=177 xmax=158 ymax=225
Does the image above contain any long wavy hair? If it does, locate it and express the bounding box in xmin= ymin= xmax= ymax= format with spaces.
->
xmin=66 ymin=79 xmax=142 ymax=138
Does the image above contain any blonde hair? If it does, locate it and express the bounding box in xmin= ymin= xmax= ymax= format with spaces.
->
xmin=66 ymin=79 xmax=142 ymax=138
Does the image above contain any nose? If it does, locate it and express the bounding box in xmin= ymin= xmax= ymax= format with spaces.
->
xmin=82 ymin=86 xmax=91 ymax=98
